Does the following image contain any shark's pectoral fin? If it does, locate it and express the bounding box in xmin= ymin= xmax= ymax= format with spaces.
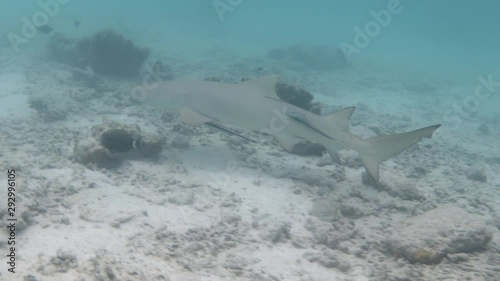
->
xmin=275 ymin=133 xmax=303 ymax=152
xmin=178 ymin=107 xmax=213 ymax=125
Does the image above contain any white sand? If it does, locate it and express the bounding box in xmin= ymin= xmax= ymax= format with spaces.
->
xmin=0 ymin=46 xmax=498 ymax=281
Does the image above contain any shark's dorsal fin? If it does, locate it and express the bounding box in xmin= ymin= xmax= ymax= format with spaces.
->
xmin=178 ymin=107 xmax=213 ymax=125
xmin=327 ymin=106 xmax=355 ymax=133
xmin=240 ymin=75 xmax=280 ymax=99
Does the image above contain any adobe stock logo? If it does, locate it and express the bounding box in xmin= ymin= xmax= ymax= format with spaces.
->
xmin=6 ymin=0 xmax=71 ymax=54
xmin=415 ymin=73 xmax=498 ymax=149
xmin=443 ymin=74 xmax=499 ymax=130
xmin=340 ymin=0 xmax=411 ymax=62
xmin=212 ymin=0 xmax=244 ymax=22
xmin=208 ymin=160 xmax=242 ymax=189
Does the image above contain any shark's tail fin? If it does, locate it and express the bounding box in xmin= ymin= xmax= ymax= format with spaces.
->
xmin=358 ymin=124 xmax=441 ymax=180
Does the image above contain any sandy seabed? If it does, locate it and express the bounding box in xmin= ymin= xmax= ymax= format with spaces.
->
xmin=0 ymin=46 xmax=499 ymax=281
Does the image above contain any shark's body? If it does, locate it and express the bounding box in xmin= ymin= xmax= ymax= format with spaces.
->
xmin=144 ymin=75 xmax=440 ymax=180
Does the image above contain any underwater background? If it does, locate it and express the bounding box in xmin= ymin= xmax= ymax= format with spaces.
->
xmin=2 ymin=0 xmax=500 ymax=112
xmin=0 ymin=1 xmax=499 ymax=280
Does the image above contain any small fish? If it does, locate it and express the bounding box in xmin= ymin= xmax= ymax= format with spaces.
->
xmin=74 ymin=20 xmax=81 ymax=28
xmin=36 ymin=24 xmax=53 ymax=34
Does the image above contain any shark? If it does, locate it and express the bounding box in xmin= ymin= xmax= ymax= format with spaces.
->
xmin=143 ymin=75 xmax=440 ymax=180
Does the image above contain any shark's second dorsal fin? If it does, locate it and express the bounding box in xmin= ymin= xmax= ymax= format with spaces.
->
xmin=240 ymin=75 xmax=280 ymax=99
xmin=327 ymin=106 xmax=355 ymax=133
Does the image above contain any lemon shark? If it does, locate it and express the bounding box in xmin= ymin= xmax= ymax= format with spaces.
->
xmin=143 ymin=75 xmax=440 ymax=180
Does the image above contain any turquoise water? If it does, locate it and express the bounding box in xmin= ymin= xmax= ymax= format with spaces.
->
xmin=1 ymin=1 xmax=499 ymax=280
xmin=3 ymin=1 xmax=500 ymax=110
xmin=3 ymin=0 xmax=500 ymax=73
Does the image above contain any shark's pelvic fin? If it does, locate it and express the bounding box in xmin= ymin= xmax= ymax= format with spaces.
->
xmin=240 ymin=75 xmax=281 ymax=99
xmin=322 ymin=106 xmax=353 ymax=163
xmin=359 ymin=124 xmax=441 ymax=180
xmin=274 ymin=133 xmax=304 ymax=152
xmin=326 ymin=146 xmax=342 ymax=164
